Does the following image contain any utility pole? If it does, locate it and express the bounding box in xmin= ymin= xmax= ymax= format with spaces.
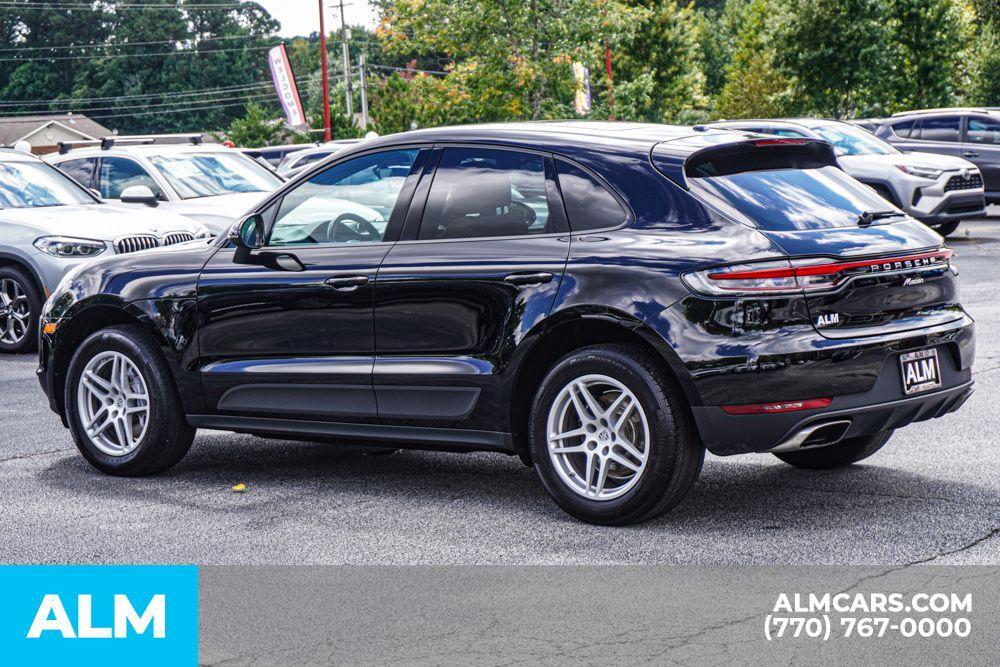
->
xmin=318 ymin=0 xmax=331 ymax=141
xmin=359 ymin=52 xmax=368 ymax=130
xmin=337 ymin=0 xmax=353 ymax=119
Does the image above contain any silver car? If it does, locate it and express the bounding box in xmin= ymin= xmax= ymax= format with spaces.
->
xmin=0 ymin=149 xmax=210 ymax=353
xmin=47 ymin=140 xmax=284 ymax=235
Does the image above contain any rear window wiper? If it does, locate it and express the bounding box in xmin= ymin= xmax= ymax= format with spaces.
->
xmin=857 ymin=210 xmax=906 ymax=226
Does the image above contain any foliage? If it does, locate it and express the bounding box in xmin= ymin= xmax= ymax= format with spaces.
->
xmin=713 ymin=0 xmax=792 ymax=118
xmin=696 ymin=0 xmax=750 ymax=97
xmin=968 ymin=19 xmax=1000 ymax=105
xmin=773 ymin=0 xmax=896 ymax=117
xmin=218 ymin=102 xmax=290 ymax=147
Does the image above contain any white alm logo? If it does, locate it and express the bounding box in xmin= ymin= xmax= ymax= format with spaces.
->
xmin=815 ymin=313 xmax=840 ymax=327
xmin=905 ymin=359 xmax=937 ymax=385
xmin=26 ymin=594 xmax=166 ymax=639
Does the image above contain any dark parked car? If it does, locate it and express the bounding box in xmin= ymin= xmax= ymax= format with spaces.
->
xmin=873 ymin=108 xmax=1000 ymax=204
xmin=37 ymin=122 xmax=975 ymax=525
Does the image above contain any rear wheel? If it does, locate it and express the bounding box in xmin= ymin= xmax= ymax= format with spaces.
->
xmin=65 ymin=324 xmax=195 ymax=476
xmin=933 ymin=220 xmax=961 ymax=237
xmin=529 ymin=345 xmax=704 ymax=525
xmin=0 ymin=266 xmax=41 ymax=354
xmin=773 ymin=430 xmax=894 ymax=470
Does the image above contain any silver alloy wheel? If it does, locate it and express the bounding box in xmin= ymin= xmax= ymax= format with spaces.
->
xmin=76 ymin=351 xmax=150 ymax=456
xmin=0 ymin=278 xmax=30 ymax=345
xmin=546 ymin=373 xmax=650 ymax=501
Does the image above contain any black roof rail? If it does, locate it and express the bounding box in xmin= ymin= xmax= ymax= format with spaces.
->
xmin=57 ymin=133 xmax=205 ymax=154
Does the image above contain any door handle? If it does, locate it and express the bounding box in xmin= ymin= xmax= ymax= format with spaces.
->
xmin=964 ymin=151 xmax=979 ymax=158
xmin=503 ymin=272 xmax=554 ymax=286
xmin=324 ymin=275 xmax=369 ymax=289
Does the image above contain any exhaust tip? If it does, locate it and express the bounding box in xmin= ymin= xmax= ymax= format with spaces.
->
xmin=770 ymin=419 xmax=852 ymax=453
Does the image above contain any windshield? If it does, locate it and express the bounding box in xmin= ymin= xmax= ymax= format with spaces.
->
xmin=688 ymin=165 xmax=901 ymax=231
xmin=0 ymin=161 xmax=94 ymax=209
xmin=808 ymin=123 xmax=899 ymax=156
xmin=148 ymin=152 xmax=281 ymax=200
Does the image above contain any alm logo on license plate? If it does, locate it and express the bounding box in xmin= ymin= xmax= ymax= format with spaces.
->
xmin=900 ymin=348 xmax=942 ymax=395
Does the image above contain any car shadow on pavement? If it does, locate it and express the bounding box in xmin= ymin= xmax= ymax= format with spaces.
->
xmin=35 ymin=431 xmax=997 ymax=535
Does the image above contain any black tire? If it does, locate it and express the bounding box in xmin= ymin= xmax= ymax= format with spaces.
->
xmin=64 ymin=324 xmax=195 ymax=476
xmin=0 ymin=265 xmax=42 ymax=354
xmin=933 ymin=220 xmax=961 ymax=237
xmin=773 ymin=430 xmax=894 ymax=470
xmin=529 ymin=344 xmax=704 ymax=526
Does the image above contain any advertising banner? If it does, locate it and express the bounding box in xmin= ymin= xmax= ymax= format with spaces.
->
xmin=572 ymin=61 xmax=591 ymax=115
xmin=267 ymin=43 xmax=307 ymax=129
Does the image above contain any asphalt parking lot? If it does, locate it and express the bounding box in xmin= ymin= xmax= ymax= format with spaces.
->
xmin=2 ymin=218 xmax=999 ymax=566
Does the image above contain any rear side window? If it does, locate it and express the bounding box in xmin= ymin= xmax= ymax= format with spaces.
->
xmin=687 ymin=150 xmax=896 ymax=232
xmin=419 ymin=147 xmax=553 ymax=240
xmin=917 ymin=116 xmax=961 ymax=142
xmin=555 ymin=160 xmax=627 ymax=232
xmin=57 ymin=158 xmax=96 ymax=189
xmin=890 ymin=119 xmax=917 ymax=138
xmin=968 ymin=117 xmax=1000 ymax=145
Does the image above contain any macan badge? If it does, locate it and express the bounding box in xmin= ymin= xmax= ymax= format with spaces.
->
xmin=816 ymin=313 xmax=840 ymax=327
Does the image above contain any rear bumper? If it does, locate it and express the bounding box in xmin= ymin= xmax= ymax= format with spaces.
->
xmin=692 ymin=335 xmax=973 ymax=455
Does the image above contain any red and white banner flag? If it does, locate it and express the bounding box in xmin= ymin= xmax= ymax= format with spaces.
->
xmin=268 ymin=44 xmax=306 ymax=128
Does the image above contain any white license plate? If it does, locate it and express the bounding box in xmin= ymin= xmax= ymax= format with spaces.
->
xmin=900 ymin=348 xmax=942 ymax=395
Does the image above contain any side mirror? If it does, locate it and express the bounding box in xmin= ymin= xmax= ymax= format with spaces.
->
xmin=89 ymin=188 xmax=102 ymax=200
xmin=120 ymin=185 xmax=159 ymax=207
xmin=229 ymin=213 xmax=265 ymax=250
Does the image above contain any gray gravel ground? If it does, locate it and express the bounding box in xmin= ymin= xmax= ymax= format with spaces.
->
xmin=2 ymin=218 xmax=998 ymax=565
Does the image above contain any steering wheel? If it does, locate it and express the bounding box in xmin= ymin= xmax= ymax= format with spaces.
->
xmin=327 ymin=213 xmax=381 ymax=243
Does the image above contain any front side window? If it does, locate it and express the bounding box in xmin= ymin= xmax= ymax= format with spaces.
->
xmin=0 ymin=161 xmax=94 ymax=209
xmin=268 ymin=149 xmax=419 ymax=247
xmin=808 ymin=123 xmax=898 ymax=156
xmin=99 ymin=157 xmax=162 ymax=199
xmin=555 ymin=160 xmax=627 ymax=232
xmin=967 ymin=117 xmax=1000 ymax=145
xmin=916 ymin=116 xmax=961 ymax=142
xmin=419 ymin=148 xmax=552 ymax=240
xmin=58 ymin=158 xmax=97 ymax=189
xmin=149 ymin=152 xmax=281 ymax=199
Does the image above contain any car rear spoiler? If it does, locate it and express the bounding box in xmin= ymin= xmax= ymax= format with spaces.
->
xmin=650 ymin=136 xmax=838 ymax=190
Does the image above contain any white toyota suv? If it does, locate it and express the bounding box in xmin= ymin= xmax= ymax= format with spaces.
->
xmin=0 ymin=148 xmax=209 ymax=353
xmin=707 ymin=118 xmax=986 ymax=236
xmin=47 ymin=136 xmax=284 ymax=236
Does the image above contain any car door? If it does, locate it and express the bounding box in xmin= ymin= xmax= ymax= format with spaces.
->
xmin=195 ymin=147 xmax=428 ymax=422
xmin=372 ymin=146 xmax=571 ymax=433
xmin=963 ymin=114 xmax=1000 ymax=199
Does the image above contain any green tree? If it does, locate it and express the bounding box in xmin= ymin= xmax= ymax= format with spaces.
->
xmin=376 ymin=0 xmax=646 ymax=122
xmin=713 ymin=0 xmax=791 ymax=118
xmin=774 ymin=0 xmax=895 ymax=117
xmin=696 ymin=0 xmax=750 ymax=98
xmin=614 ymin=1 xmax=707 ymax=122
xmin=885 ymin=0 xmax=973 ymax=113
xmin=220 ymin=102 xmax=294 ymax=146
xmin=969 ymin=19 xmax=1000 ymax=105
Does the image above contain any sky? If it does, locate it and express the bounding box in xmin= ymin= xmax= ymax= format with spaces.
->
xmin=254 ymin=1 xmax=379 ymax=37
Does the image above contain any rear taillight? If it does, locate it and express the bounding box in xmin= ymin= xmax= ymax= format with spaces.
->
xmin=682 ymin=249 xmax=952 ymax=296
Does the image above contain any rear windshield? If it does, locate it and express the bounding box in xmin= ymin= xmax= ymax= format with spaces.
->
xmin=688 ymin=165 xmax=896 ymax=231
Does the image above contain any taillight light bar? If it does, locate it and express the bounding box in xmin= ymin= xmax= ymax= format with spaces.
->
xmin=682 ymin=249 xmax=952 ymax=296
xmin=721 ymin=398 xmax=832 ymax=415
xmin=752 ymin=138 xmax=811 ymax=147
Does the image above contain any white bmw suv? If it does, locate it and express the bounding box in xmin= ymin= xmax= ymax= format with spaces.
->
xmin=47 ymin=136 xmax=284 ymax=236
xmin=707 ymin=118 xmax=986 ymax=236
xmin=0 ymin=148 xmax=209 ymax=353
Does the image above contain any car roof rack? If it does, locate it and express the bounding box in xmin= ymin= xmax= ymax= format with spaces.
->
xmin=57 ymin=133 xmax=204 ymax=155
xmin=890 ymin=107 xmax=987 ymax=118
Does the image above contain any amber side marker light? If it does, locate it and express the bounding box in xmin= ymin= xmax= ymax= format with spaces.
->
xmin=721 ymin=398 xmax=832 ymax=415
xmin=42 ymin=323 xmax=58 ymax=335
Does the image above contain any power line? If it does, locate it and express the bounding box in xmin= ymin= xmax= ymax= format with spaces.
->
xmin=87 ymin=97 xmax=281 ymax=121
xmin=0 ymin=82 xmax=275 ymax=107
xmin=0 ymin=2 xmax=247 ymax=8
xmin=367 ymin=63 xmax=449 ymax=76
xmin=0 ymin=91 xmax=278 ymax=116
xmin=0 ymin=34 xmax=270 ymax=53
xmin=0 ymin=43 xmax=277 ymax=62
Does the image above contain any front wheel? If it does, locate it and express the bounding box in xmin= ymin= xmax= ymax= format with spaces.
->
xmin=773 ymin=430 xmax=894 ymax=470
xmin=529 ymin=345 xmax=704 ymax=526
xmin=65 ymin=324 xmax=195 ymax=476
xmin=0 ymin=267 xmax=42 ymax=354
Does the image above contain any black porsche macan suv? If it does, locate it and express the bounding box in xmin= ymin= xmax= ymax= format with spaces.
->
xmin=37 ymin=122 xmax=975 ymax=525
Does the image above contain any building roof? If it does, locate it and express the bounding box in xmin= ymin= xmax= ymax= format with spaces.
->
xmin=0 ymin=114 xmax=113 ymax=146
